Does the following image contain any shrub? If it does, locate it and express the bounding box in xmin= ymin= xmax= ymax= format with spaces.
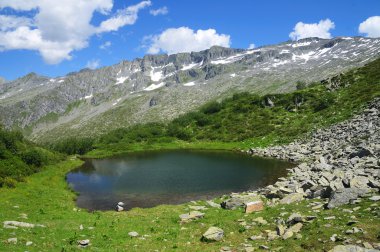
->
xmin=201 ymin=101 xmax=223 ymax=114
xmin=1 ymin=177 xmax=17 ymax=188
xmin=21 ymin=149 xmax=45 ymax=167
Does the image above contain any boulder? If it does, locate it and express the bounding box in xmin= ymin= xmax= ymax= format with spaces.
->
xmin=327 ymin=188 xmax=369 ymax=209
xmin=245 ymin=200 xmax=264 ymax=213
xmin=279 ymin=193 xmax=304 ymax=204
xmin=221 ymin=195 xmax=261 ymax=210
xmin=202 ymin=227 xmax=224 ymax=241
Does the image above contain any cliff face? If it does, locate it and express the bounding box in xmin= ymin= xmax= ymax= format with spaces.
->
xmin=0 ymin=36 xmax=379 ymax=142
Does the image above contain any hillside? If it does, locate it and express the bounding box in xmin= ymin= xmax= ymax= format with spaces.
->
xmin=0 ymin=37 xmax=379 ymax=143
xmin=84 ymin=57 xmax=380 ymax=157
xmin=0 ymin=126 xmax=62 ymax=187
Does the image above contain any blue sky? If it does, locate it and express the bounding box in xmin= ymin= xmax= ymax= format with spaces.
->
xmin=0 ymin=0 xmax=379 ymax=80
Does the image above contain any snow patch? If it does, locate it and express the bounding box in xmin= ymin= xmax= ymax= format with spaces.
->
xmin=150 ymin=67 xmax=163 ymax=82
xmin=115 ymin=76 xmax=128 ymax=85
xmin=112 ymin=98 xmax=122 ymax=106
xmin=292 ymin=41 xmax=312 ymax=48
xmin=181 ymin=61 xmax=202 ymax=71
xmin=144 ymin=82 xmax=165 ymax=91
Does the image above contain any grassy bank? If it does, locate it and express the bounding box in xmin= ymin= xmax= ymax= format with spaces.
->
xmin=0 ymin=157 xmax=379 ymax=251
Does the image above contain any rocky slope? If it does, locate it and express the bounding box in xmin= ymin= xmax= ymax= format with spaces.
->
xmin=246 ymin=97 xmax=379 ymax=205
xmin=0 ymin=36 xmax=380 ymax=142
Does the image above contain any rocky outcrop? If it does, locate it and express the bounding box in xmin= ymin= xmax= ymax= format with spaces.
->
xmin=246 ymin=98 xmax=379 ymax=207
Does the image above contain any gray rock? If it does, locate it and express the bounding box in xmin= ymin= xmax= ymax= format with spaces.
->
xmin=179 ymin=211 xmax=205 ymax=222
xmin=327 ymin=188 xmax=370 ymax=209
xmin=221 ymin=195 xmax=260 ymax=210
xmin=279 ymin=193 xmax=304 ymax=204
xmin=202 ymin=227 xmax=224 ymax=241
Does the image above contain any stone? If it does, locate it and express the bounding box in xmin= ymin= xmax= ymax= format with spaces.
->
xmin=350 ymin=177 xmax=370 ymax=188
xmin=202 ymin=227 xmax=224 ymax=241
xmin=327 ymin=188 xmax=369 ymax=209
xmin=287 ymin=223 xmax=303 ymax=233
xmin=3 ymin=221 xmax=45 ymax=229
xmin=253 ymin=217 xmax=268 ymax=225
xmin=78 ymin=239 xmax=90 ymax=247
xmin=117 ymin=202 xmax=125 ymax=206
xmin=7 ymin=238 xmax=17 ymax=244
xmin=128 ymin=231 xmax=139 ymax=237
xmin=179 ymin=211 xmax=205 ymax=222
xmin=279 ymin=193 xmax=304 ymax=204
xmin=276 ymin=225 xmax=286 ymax=236
xmin=116 ymin=205 xmax=124 ymax=212
xmin=221 ymin=195 xmax=261 ymax=210
xmin=206 ymin=200 xmax=221 ymax=208
xmin=26 ymin=241 xmax=33 ymax=246
xmin=369 ymin=196 xmax=380 ymax=201
xmin=267 ymin=231 xmax=279 ymax=240
xmin=282 ymin=230 xmax=294 ymax=240
xmin=287 ymin=213 xmax=304 ymax=225
xmin=250 ymin=235 xmax=264 ymax=240
xmin=328 ymin=245 xmax=378 ymax=252
xmin=245 ymin=200 xmax=264 ymax=213
xmin=259 ymin=245 xmax=269 ymax=250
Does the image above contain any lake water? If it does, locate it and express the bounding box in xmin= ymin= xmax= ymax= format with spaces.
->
xmin=66 ymin=150 xmax=293 ymax=211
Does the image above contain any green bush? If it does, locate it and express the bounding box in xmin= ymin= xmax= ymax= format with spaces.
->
xmin=201 ymin=101 xmax=223 ymax=114
xmin=1 ymin=177 xmax=17 ymax=188
xmin=21 ymin=149 xmax=45 ymax=167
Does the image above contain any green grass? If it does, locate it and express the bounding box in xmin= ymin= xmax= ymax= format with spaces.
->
xmin=0 ymin=157 xmax=378 ymax=251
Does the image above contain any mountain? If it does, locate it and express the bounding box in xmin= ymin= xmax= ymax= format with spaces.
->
xmin=0 ymin=36 xmax=379 ymax=143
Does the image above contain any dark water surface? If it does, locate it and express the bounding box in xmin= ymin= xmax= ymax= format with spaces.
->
xmin=67 ymin=150 xmax=293 ymax=211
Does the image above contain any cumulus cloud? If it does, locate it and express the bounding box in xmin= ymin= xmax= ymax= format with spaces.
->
xmin=248 ymin=43 xmax=255 ymax=49
xmin=359 ymin=16 xmax=380 ymax=38
xmin=99 ymin=41 xmax=112 ymax=50
xmin=146 ymin=27 xmax=231 ymax=55
xmin=86 ymin=59 xmax=100 ymax=69
xmin=289 ymin=19 xmax=335 ymax=41
xmin=0 ymin=0 xmax=150 ymax=64
xmin=150 ymin=6 xmax=168 ymax=16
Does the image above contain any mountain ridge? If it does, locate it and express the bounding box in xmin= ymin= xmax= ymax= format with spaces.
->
xmin=0 ymin=36 xmax=379 ymax=142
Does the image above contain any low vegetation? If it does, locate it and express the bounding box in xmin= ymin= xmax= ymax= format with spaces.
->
xmin=0 ymin=158 xmax=378 ymax=251
xmin=0 ymin=126 xmax=62 ymax=187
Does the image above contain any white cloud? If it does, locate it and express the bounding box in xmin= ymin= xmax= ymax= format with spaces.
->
xmin=150 ymin=6 xmax=168 ymax=16
xmin=100 ymin=41 xmax=111 ymax=49
xmin=96 ymin=1 xmax=151 ymax=33
xmin=0 ymin=0 xmax=150 ymax=64
xmin=289 ymin=19 xmax=335 ymax=41
xmin=0 ymin=15 xmax=33 ymax=31
xmin=359 ymin=16 xmax=380 ymax=38
xmin=248 ymin=43 xmax=255 ymax=49
xmin=146 ymin=27 xmax=231 ymax=55
xmin=86 ymin=59 xmax=100 ymax=69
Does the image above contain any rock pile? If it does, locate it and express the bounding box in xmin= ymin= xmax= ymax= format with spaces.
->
xmin=248 ymin=98 xmax=380 ymax=206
